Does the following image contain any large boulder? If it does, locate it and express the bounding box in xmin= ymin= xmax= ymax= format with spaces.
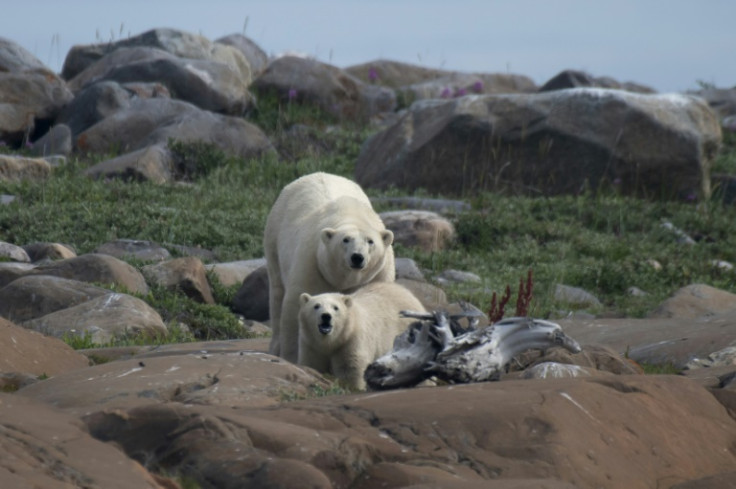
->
xmin=62 ymin=27 xmax=252 ymax=84
xmin=356 ymin=89 xmax=721 ymax=199
xmin=539 ymin=69 xmax=656 ymax=94
xmin=252 ymin=56 xmax=396 ymax=122
xmin=23 ymin=292 xmax=167 ymax=344
xmin=0 ymin=275 xmax=109 ymax=323
xmin=142 ymin=256 xmax=215 ymax=304
xmin=0 ymin=155 xmax=52 ymax=182
xmin=30 ymin=253 xmax=149 ymax=295
xmin=649 ymin=283 xmax=736 ymax=319
xmin=68 ymin=46 xmax=253 ymax=115
xmin=75 ymin=97 xmax=273 ymax=160
xmin=55 ymin=80 xmax=135 ymax=139
xmin=0 ymin=38 xmax=73 ymax=147
xmin=216 ymin=33 xmax=269 ymax=76
xmin=396 ymin=71 xmax=538 ymax=107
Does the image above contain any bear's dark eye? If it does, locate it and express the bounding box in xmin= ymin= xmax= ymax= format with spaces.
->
xmin=313 ymin=304 xmax=320 ymax=310
xmin=343 ymin=237 xmax=350 ymax=243
xmin=368 ymin=239 xmax=374 ymax=245
xmin=333 ymin=305 xmax=339 ymax=311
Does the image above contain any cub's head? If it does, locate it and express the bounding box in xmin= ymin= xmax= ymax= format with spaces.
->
xmin=319 ymin=225 xmax=393 ymax=280
xmin=299 ymin=292 xmax=353 ymax=349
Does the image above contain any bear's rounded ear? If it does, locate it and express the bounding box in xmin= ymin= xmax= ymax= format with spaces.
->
xmin=300 ymin=293 xmax=311 ymax=305
xmin=321 ymin=228 xmax=337 ymax=244
xmin=380 ymin=229 xmax=394 ymax=246
xmin=343 ymin=296 xmax=353 ymax=308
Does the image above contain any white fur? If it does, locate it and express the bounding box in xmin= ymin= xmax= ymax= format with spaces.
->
xmin=264 ymin=172 xmax=395 ymax=362
xmin=298 ymin=282 xmax=425 ymax=390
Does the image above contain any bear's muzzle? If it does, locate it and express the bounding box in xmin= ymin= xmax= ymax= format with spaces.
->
xmin=318 ymin=313 xmax=333 ymax=334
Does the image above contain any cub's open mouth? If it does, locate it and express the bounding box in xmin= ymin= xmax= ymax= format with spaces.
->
xmin=318 ymin=322 xmax=333 ymax=335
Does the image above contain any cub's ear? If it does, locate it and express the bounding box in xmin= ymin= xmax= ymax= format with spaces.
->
xmin=380 ymin=229 xmax=394 ymax=246
xmin=343 ymin=296 xmax=353 ymax=308
xmin=300 ymin=293 xmax=311 ymax=305
xmin=321 ymin=228 xmax=337 ymax=244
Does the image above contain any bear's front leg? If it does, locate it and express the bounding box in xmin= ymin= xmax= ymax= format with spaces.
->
xmin=278 ymin=289 xmax=302 ymax=363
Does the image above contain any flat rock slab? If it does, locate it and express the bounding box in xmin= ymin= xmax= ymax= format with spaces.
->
xmin=0 ymin=318 xmax=89 ymax=378
xmin=558 ymin=311 xmax=736 ymax=367
xmin=18 ymin=347 xmax=328 ymax=415
xmin=79 ymin=375 xmax=736 ymax=489
xmin=0 ymin=393 xmax=164 ymax=489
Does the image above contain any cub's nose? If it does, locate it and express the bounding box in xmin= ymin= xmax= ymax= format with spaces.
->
xmin=350 ymin=253 xmax=364 ymax=268
xmin=320 ymin=313 xmax=332 ymax=322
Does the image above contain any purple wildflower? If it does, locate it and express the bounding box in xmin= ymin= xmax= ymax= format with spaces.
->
xmin=25 ymin=140 xmax=33 ymax=149
xmin=454 ymin=87 xmax=467 ymax=97
xmin=368 ymin=67 xmax=379 ymax=83
xmin=472 ymin=80 xmax=484 ymax=93
xmin=287 ymin=88 xmax=297 ymax=101
xmin=440 ymin=87 xmax=452 ymax=98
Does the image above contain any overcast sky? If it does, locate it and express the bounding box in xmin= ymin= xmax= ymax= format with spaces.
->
xmin=3 ymin=0 xmax=734 ymax=93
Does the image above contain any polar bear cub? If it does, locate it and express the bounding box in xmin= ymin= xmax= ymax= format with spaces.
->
xmin=298 ymin=282 xmax=426 ymax=390
xmin=264 ymin=172 xmax=396 ymax=363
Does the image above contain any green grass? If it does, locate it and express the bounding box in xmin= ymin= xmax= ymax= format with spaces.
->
xmin=2 ymin=107 xmax=736 ymax=351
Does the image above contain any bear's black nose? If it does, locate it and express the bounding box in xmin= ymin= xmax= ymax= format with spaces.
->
xmin=321 ymin=313 xmax=332 ymax=322
xmin=350 ymin=253 xmax=364 ymax=268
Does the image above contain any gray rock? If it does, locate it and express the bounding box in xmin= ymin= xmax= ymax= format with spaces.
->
xmin=397 ymin=278 xmax=448 ymax=311
xmin=142 ymin=256 xmax=215 ymax=304
xmin=394 ymin=257 xmax=425 ymax=281
xmin=204 ymin=258 xmax=266 ymax=287
xmin=521 ymin=362 xmax=598 ymax=379
xmin=0 ymin=36 xmax=48 ymax=72
xmin=22 ymin=242 xmax=77 ymax=262
xmin=31 ymin=253 xmax=149 ymax=295
xmin=554 ymin=284 xmax=602 ymax=308
xmin=63 ymin=27 xmax=252 ymax=84
xmin=75 ymin=97 xmax=273 ymax=160
xmin=437 ymin=268 xmax=482 ymax=284
xmin=0 ymin=262 xmax=36 ymax=289
xmin=380 ymin=209 xmax=455 ymax=252
xmin=216 ymin=33 xmax=269 ymax=75
xmin=0 ymin=241 xmax=30 ymax=262
xmin=205 ymin=258 xmax=267 ymax=287
xmin=68 ymin=45 xmax=252 ymax=115
xmin=94 ymin=239 xmax=171 ymax=262
xmin=649 ymin=283 xmax=736 ymax=319
xmin=252 ymin=56 xmax=396 ymax=122
xmin=0 ymin=70 xmax=73 ymax=146
xmin=0 ymin=275 xmax=109 ymax=323
xmin=356 ymin=89 xmax=720 ymax=200
xmin=372 ymin=196 xmax=471 ymax=213
xmin=539 ymin=69 xmax=656 ymax=94
xmin=231 ymin=265 xmax=269 ymax=321
xmin=83 ymin=144 xmax=174 ymax=183
xmin=396 ymin=71 xmax=538 ymax=107
xmin=56 ymin=80 xmax=133 ymax=138
xmin=29 ymin=124 xmax=72 ymax=157
xmin=0 ymin=155 xmax=52 ymax=182
xmin=23 ymin=292 xmax=167 ymax=344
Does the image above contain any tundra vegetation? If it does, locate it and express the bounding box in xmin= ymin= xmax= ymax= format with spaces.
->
xmin=1 ymin=94 xmax=735 ymax=350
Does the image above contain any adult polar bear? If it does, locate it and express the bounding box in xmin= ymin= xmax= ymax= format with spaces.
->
xmin=264 ymin=172 xmax=395 ymax=362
